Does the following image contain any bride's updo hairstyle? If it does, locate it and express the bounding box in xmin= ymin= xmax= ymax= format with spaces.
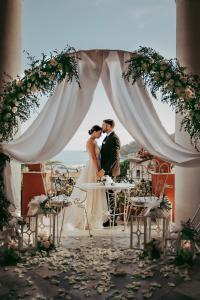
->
xmin=88 ymin=125 xmax=102 ymax=135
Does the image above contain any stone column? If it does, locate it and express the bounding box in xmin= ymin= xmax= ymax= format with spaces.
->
xmin=0 ymin=0 xmax=22 ymax=215
xmin=175 ymin=0 xmax=200 ymax=223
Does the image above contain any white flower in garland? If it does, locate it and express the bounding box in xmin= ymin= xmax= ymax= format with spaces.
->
xmin=16 ymin=79 xmax=23 ymax=87
xmin=185 ymin=87 xmax=195 ymax=99
xmin=12 ymin=107 xmax=18 ymax=114
xmin=30 ymin=85 xmax=38 ymax=93
xmin=50 ymin=57 xmax=58 ymax=66
xmin=49 ymin=74 xmax=56 ymax=81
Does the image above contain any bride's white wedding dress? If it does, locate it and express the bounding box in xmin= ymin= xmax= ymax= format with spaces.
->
xmin=62 ymin=141 xmax=108 ymax=231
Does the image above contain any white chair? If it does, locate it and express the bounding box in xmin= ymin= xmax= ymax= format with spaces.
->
xmin=127 ymin=173 xmax=170 ymax=220
xmin=190 ymin=205 xmax=200 ymax=252
xmin=55 ymin=186 xmax=92 ymax=243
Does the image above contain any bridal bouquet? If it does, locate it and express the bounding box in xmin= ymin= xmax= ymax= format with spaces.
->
xmin=99 ymin=175 xmax=114 ymax=186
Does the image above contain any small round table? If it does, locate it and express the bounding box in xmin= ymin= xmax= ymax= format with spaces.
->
xmin=79 ymin=182 xmax=135 ymax=229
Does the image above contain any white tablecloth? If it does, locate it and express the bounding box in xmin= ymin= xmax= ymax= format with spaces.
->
xmin=79 ymin=182 xmax=135 ymax=190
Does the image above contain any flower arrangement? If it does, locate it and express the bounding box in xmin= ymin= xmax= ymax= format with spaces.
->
xmin=98 ymin=175 xmax=114 ymax=186
xmin=146 ymin=196 xmax=171 ymax=219
xmin=174 ymin=219 xmax=197 ymax=266
xmin=37 ymin=234 xmax=55 ymax=254
xmin=130 ymin=180 xmax=152 ymax=197
xmin=39 ymin=196 xmax=59 ymax=216
xmin=136 ymin=147 xmax=154 ymax=161
xmin=141 ymin=238 xmax=162 ymax=259
xmin=180 ymin=219 xmax=198 ymax=241
xmin=0 ymin=216 xmax=25 ymax=247
xmin=0 ymin=216 xmax=26 ymax=266
xmin=0 ymin=46 xmax=79 ymax=142
xmin=175 ymin=247 xmax=194 ymax=266
xmin=0 ymin=243 xmax=21 ymax=266
xmin=124 ymin=47 xmax=200 ymax=149
xmin=158 ymin=195 xmax=171 ymax=212
xmin=54 ymin=179 xmax=73 ymax=196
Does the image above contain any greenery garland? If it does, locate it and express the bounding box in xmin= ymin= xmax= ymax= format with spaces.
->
xmin=0 ymin=46 xmax=79 ymax=142
xmin=124 ymin=47 xmax=200 ymax=149
xmin=0 ymin=153 xmax=12 ymax=230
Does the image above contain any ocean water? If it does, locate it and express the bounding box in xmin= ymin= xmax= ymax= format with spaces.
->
xmin=52 ymin=150 xmax=89 ymax=167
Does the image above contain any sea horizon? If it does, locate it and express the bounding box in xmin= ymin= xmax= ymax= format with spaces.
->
xmin=52 ymin=150 xmax=89 ymax=168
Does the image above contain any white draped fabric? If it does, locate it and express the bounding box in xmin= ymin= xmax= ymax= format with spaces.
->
xmin=2 ymin=52 xmax=103 ymax=162
xmin=1 ymin=50 xmax=200 ymax=207
xmin=101 ymin=52 xmax=200 ymax=167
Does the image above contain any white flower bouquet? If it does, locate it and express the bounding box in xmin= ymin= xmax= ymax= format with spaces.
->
xmin=100 ymin=175 xmax=114 ymax=186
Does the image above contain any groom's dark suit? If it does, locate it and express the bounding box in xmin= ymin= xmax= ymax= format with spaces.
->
xmin=100 ymin=131 xmax=120 ymax=177
xmin=100 ymin=131 xmax=121 ymax=224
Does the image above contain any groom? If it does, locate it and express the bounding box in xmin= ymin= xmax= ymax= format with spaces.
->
xmin=97 ymin=119 xmax=121 ymax=227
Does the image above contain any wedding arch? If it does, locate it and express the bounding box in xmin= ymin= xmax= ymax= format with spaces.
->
xmin=0 ymin=47 xmax=200 ymax=228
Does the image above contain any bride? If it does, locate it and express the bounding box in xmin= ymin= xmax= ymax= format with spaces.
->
xmin=62 ymin=125 xmax=108 ymax=231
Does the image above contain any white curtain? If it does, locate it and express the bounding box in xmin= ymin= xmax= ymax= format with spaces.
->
xmin=2 ymin=51 xmax=103 ymax=162
xmin=1 ymin=50 xmax=200 ymax=208
xmin=101 ymin=51 xmax=200 ymax=167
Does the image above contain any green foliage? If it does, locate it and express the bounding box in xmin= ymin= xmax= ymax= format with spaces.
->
xmin=0 ymin=46 xmax=79 ymax=142
xmin=124 ymin=46 xmax=200 ymax=149
xmin=0 ymin=247 xmax=21 ymax=266
xmin=0 ymin=153 xmax=12 ymax=230
xmin=159 ymin=195 xmax=172 ymax=211
xmin=120 ymin=159 xmax=130 ymax=177
xmin=175 ymin=248 xmax=194 ymax=266
xmin=181 ymin=219 xmax=197 ymax=241
xmin=144 ymin=238 xmax=162 ymax=259
xmin=37 ymin=235 xmax=55 ymax=255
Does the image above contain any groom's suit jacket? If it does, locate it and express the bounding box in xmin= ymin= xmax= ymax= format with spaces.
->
xmin=100 ymin=131 xmax=121 ymax=177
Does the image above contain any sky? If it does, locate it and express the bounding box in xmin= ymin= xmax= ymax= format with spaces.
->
xmin=22 ymin=0 xmax=176 ymax=150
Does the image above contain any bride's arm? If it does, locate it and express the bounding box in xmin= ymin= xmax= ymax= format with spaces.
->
xmin=87 ymin=140 xmax=99 ymax=173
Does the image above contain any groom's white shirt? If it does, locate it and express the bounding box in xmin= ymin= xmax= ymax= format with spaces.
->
xmin=106 ymin=130 xmax=113 ymax=137
xmin=102 ymin=131 xmax=113 ymax=146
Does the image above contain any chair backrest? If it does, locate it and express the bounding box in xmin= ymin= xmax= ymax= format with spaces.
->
xmin=49 ymin=163 xmax=79 ymax=196
xmin=191 ymin=205 xmax=200 ymax=232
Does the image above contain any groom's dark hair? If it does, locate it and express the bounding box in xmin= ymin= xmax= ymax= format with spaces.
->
xmin=103 ymin=119 xmax=115 ymax=128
